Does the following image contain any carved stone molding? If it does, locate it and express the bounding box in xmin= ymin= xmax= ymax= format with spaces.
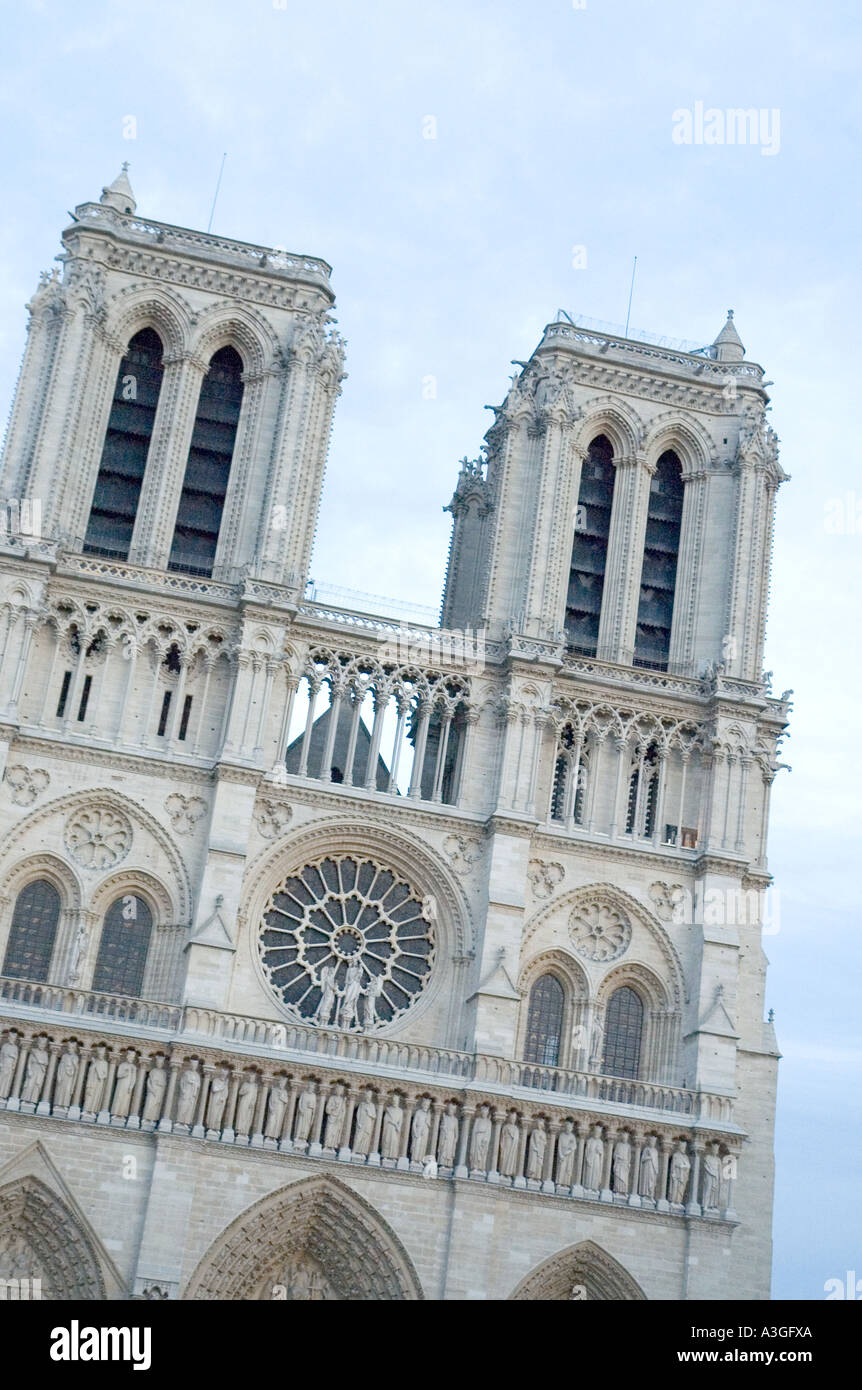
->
xmin=164 ymin=794 xmax=208 ymax=836
xmin=182 ymin=1175 xmax=423 ymax=1300
xmin=3 ymin=766 xmax=50 ymax=807
xmin=528 ymin=861 xmax=565 ymax=901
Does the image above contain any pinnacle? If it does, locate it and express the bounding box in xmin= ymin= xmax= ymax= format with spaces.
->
xmin=99 ymin=162 xmax=136 ymax=215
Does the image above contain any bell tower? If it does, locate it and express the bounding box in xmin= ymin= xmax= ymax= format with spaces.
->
xmin=443 ymin=312 xmax=786 ymax=681
xmin=1 ymin=166 xmax=345 ymax=592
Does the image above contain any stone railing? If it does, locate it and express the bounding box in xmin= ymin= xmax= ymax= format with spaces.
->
xmin=0 ymin=1004 xmax=740 ymax=1220
xmin=541 ymin=321 xmax=764 ymax=381
xmin=71 ymin=203 xmax=333 ymax=285
xmin=0 ymin=980 xmax=734 ymax=1125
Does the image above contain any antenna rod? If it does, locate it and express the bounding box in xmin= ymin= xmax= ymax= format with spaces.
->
xmin=624 ymin=255 xmax=637 ymax=337
xmin=207 ymin=152 xmax=227 ymax=234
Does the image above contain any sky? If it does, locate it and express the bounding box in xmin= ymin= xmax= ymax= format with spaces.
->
xmin=0 ymin=0 xmax=860 ymax=1300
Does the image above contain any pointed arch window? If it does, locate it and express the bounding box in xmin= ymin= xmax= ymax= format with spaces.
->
xmin=565 ymin=435 xmax=616 ymax=655
xmin=2 ymin=880 xmax=61 ymax=982
xmin=602 ymin=985 xmax=644 ymax=1079
xmin=83 ymin=328 xmax=164 ymax=560
xmin=92 ymin=895 xmax=153 ymax=998
xmin=633 ymin=450 xmax=684 ymax=670
xmin=523 ymin=973 xmax=565 ymax=1066
xmin=168 ymin=346 xmax=244 ymax=578
xmin=625 ymin=743 xmax=659 ymax=838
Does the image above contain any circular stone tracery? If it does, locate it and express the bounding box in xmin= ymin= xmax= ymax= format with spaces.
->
xmin=569 ymin=901 xmax=631 ymax=962
xmin=259 ymin=856 xmax=435 ymax=1028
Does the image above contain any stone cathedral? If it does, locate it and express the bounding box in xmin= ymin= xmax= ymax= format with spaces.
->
xmin=0 ymin=168 xmax=790 ymax=1301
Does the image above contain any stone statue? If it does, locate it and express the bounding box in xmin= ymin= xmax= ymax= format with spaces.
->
xmin=381 ymin=1095 xmax=403 ymax=1159
xmin=111 ymin=1049 xmax=137 ymax=1118
xmin=612 ymin=1133 xmax=631 ymax=1195
xmin=363 ymin=973 xmax=385 ymax=1028
xmin=583 ymin=1126 xmax=604 ymax=1190
xmin=314 ymin=966 xmax=337 ymax=1027
xmin=555 ymin=1119 xmax=577 ymax=1186
xmin=54 ymin=1043 xmax=79 ymax=1109
xmin=21 ymin=1036 xmax=49 ymax=1104
xmin=83 ymin=1046 xmax=109 ymax=1114
xmin=264 ymin=1080 xmax=290 ymax=1139
xmin=469 ymin=1104 xmax=492 ymax=1171
xmin=702 ymin=1142 xmax=722 ymax=1209
xmin=337 ymin=960 xmax=363 ymax=1029
xmin=669 ymin=1143 xmax=691 ymax=1204
xmin=294 ymin=1085 xmax=317 ymax=1143
xmin=68 ymin=926 xmax=88 ymax=985
xmin=353 ymin=1093 xmax=377 ymax=1155
xmin=0 ymin=1033 xmax=19 ymax=1099
xmin=206 ymin=1067 xmax=230 ymax=1131
xmin=499 ymin=1112 xmax=520 ymax=1177
xmin=526 ymin=1118 xmax=547 ymax=1181
xmin=638 ymin=1136 xmax=659 ymax=1199
xmin=234 ymin=1075 xmax=258 ymax=1135
xmin=409 ymin=1097 xmax=432 ymax=1161
xmin=588 ymin=1018 xmax=604 ymax=1072
xmin=437 ymin=1102 xmax=459 ymax=1166
xmin=142 ymin=1056 xmax=166 ymax=1122
xmin=175 ymin=1060 xmax=201 ymax=1126
xmin=323 ymin=1088 xmax=345 ymax=1149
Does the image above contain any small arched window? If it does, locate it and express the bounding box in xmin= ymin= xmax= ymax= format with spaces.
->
xmin=602 ymin=985 xmax=644 ymax=1079
xmin=633 ymin=450 xmax=684 ymax=670
xmin=168 ymin=345 xmax=244 ymax=577
xmin=523 ymin=974 xmax=565 ymax=1066
xmin=2 ymin=880 xmax=61 ymax=982
xmin=83 ymin=328 xmax=164 ymax=561
xmin=92 ymin=895 xmax=153 ymax=998
xmin=565 ymin=435 xmax=616 ymax=655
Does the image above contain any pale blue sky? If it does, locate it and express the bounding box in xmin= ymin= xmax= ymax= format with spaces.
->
xmin=1 ymin=0 xmax=860 ymax=1299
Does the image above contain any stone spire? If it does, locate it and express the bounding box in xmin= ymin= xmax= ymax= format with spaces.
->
xmin=99 ymin=163 xmax=136 ymax=215
xmin=712 ymin=309 xmax=745 ymax=362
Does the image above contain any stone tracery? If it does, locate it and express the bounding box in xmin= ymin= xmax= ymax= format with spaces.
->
xmin=259 ymin=855 xmax=435 ymax=1028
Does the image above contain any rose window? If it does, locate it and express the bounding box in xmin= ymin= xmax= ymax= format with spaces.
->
xmin=259 ymin=856 xmax=435 ymax=1028
xmin=64 ymin=807 xmax=132 ymax=870
xmin=569 ymin=901 xmax=631 ymax=962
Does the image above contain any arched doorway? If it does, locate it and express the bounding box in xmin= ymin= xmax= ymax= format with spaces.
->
xmin=0 ymin=1177 xmax=106 ymax=1299
xmin=183 ymin=1174 xmax=424 ymax=1300
xmin=510 ymin=1239 xmax=646 ymax=1300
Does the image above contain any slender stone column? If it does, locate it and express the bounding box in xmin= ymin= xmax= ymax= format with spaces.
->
xmin=686 ymin=1142 xmax=704 ymax=1216
xmin=454 ymin=1104 xmax=473 ymax=1178
xmin=657 ymin=1139 xmax=672 ymax=1212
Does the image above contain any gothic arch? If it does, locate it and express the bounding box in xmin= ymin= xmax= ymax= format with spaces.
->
xmin=190 ymin=303 xmax=281 ymax=377
xmin=596 ymin=960 xmax=670 ymax=1011
xmin=0 ymin=1176 xmax=107 ymax=1299
xmin=522 ymin=881 xmax=687 ymax=1008
xmin=243 ymin=813 xmax=475 ymax=960
xmin=182 ymin=1174 xmax=424 ymax=1300
xmin=0 ymin=852 xmax=82 ymax=913
xmin=0 ymin=787 xmax=191 ymax=923
xmin=643 ymin=412 xmax=718 ymax=477
xmin=573 ymin=396 xmax=646 ymax=461
xmin=104 ymin=282 xmax=193 ymax=361
xmin=241 ymin=814 xmax=474 ymax=1034
xmin=510 ymin=1239 xmax=646 ymax=1300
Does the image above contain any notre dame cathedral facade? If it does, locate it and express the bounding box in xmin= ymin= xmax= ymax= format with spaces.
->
xmin=0 ymin=168 xmax=789 ymax=1301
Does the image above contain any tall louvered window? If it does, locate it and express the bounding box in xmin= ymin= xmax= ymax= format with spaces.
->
xmin=633 ymin=450 xmax=684 ymax=670
xmin=2 ymin=880 xmax=60 ymax=982
xmin=602 ymin=986 xmax=644 ymax=1079
xmin=565 ymin=436 xmax=616 ymax=654
xmin=92 ymin=895 xmax=153 ymax=998
xmin=168 ymin=346 xmax=244 ymax=577
xmin=83 ymin=328 xmax=164 ymax=560
xmin=523 ymin=974 xmax=565 ymax=1066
